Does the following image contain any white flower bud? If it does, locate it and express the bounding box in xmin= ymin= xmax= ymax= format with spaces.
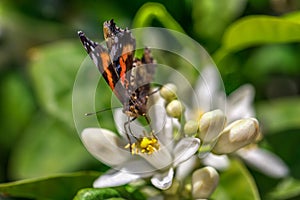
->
xmin=184 ymin=120 xmax=199 ymax=136
xmin=166 ymin=100 xmax=184 ymax=118
xmin=198 ymin=109 xmax=226 ymax=142
xmin=160 ymin=83 xmax=177 ymax=102
xmin=192 ymin=166 xmax=219 ymax=199
xmin=212 ymin=118 xmax=260 ymax=154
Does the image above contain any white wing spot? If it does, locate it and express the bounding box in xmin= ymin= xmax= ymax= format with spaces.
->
xmin=91 ymin=53 xmax=98 ymax=67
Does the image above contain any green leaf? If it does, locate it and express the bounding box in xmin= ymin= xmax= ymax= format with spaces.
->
xmin=132 ymin=2 xmax=185 ymax=33
xmin=282 ymin=11 xmax=300 ymax=24
xmin=214 ymin=15 xmax=300 ymax=63
xmin=212 ymin=159 xmax=260 ymax=200
xmin=264 ymin=129 xmax=300 ymax=179
xmin=243 ymin=44 xmax=299 ymax=79
xmin=0 ymin=3 xmax=70 ymax=70
xmin=9 ymin=113 xmax=97 ymax=179
xmin=29 ymin=41 xmax=85 ymax=128
xmin=0 ymin=171 xmax=100 ymax=200
xmin=256 ymin=98 xmax=300 ymax=133
xmin=73 ymin=188 xmax=121 ymax=200
xmin=73 ymin=185 xmax=147 ymax=200
xmin=192 ymin=0 xmax=247 ymax=45
xmin=268 ymin=178 xmax=300 ymax=199
xmin=0 ymin=72 xmax=35 ymax=150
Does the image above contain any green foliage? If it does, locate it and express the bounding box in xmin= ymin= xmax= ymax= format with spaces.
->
xmin=268 ymin=178 xmax=300 ymax=200
xmin=0 ymin=171 xmax=100 ymax=199
xmin=29 ymin=41 xmax=85 ymax=128
xmin=192 ymin=0 xmax=247 ymax=50
xmin=212 ymin=159 xmax=260 ymax=200
xmin=8 ymin=113 xmax=95 ymax=179
xmin=214 ymin=14 xmax=300 ymax=63
xmin=132 ymin=2 xmax=185 ymax=33
xmin=0 ymin=73 xmax=35 ymax=150
xmin=256 ymin=98 xmax=300 ymax=133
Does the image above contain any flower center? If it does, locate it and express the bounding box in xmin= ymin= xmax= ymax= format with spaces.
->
xmin=125 ymin=136 xmax=160 ymax=155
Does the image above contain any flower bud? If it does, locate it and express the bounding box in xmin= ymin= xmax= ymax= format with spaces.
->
xmin=184 ymin=120 xmax=199 ymax=136
xmin=192 ymin=166 xmax=219 ymax=199
xmin=212 ymin=118 xmax=260 ymax=154
xmin=198 ymin=109 xmax=226 ymax=142
xmin=166 ymin=100 xmax=184 ymax=118
xmin=160 ymin=83 xmax=177 ymax=102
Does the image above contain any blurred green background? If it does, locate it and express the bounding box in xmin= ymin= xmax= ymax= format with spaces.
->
xmin=1 ymin=0 xmax=300 ymax=199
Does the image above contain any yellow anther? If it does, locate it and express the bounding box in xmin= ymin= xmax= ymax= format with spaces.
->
xmin=139 ymin=137 xmax=160 ymax=154
xmin=124 ymin=136 xmax=160 ymax=155
xmin=131 ymin=143 xmax=136 ymax=149
xmin=140 ymin=137 xmax=152 ymax=148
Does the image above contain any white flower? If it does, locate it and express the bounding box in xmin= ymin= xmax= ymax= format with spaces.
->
xmin=81 ymin=97 xmax=200 ymax=190
xmin=192 ymin=65 xmax=255 ymax=121
xmin=191 ymin=65 xmax=289 ymax=177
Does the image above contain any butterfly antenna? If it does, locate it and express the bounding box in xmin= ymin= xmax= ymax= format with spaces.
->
xmin=148 ymin=86 xmax=161 ymax=96
xmin=85 ymin=107 xmax=121 ymax=116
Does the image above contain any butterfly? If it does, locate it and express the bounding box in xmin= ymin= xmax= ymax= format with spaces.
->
xmin=78 ymin=19 xmax=156 ymax=150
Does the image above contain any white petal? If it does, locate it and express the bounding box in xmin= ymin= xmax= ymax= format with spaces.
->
xmin=148 ymin=97 xmax=167 ymax=132
xmin=156 ymin=116 xmax=174 ymax=150
xmin=193 ymin=65 xmax=226 ymax=112
xmin=184 ymin=105 xmax=194 ymax=121
xmin=227 ymin=84 xmax=256 ymax=122
xmin=94 ymin=159 xmax=158 ymax=188
xmin=173 ymin=137 xmax=201 ymax=167
xmin=201 ymin=153 xmax=230 ymax=171
xmin=151 ymin=167 xmax=174 ymax=190
xmin=148 ymin=99 xmax=172 ymax=146
xmin=120 ymin=159 xmax=157 ymax=175
xmin=81 ymin=128 xmax=131 ymax=166
xmin=237 ymin=147 xmax=289 ymax=178
xmin=176 ymin=155 xmax=199 ymax=180
xmin=139 ymin=144 xmax=173 ymax=170
xmin=113 ymin=108 xmax=127 ymax=135
xmin=93 ymin=170 xmax=140 ymax=188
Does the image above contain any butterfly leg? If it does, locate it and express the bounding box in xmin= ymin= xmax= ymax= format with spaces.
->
xmin=124 ymin=117 xmax=138 ymax=152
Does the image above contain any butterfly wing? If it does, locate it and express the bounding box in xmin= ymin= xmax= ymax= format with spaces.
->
xmin=133 ymin=48 xmax=156 ymax=98
xmin=78 ymin=31 xmax=128 ymax=104
xmin=78 ymin=20 xmax=155 ymax=117
xmin=103 ymin=20 xmax=136 ymax=86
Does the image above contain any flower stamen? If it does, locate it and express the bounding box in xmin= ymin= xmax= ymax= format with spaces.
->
xmin=125 ymin=136 xmax=160 ymax=155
